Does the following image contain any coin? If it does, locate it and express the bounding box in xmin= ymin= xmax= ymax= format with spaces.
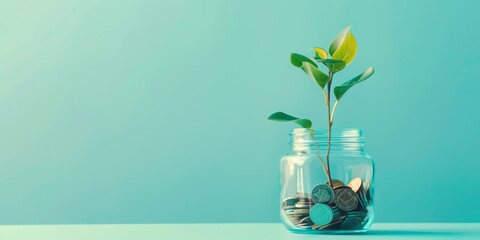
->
xmin=292 ymin=208 xmax=310 ymax=215
xmin=299 ymin=216 xmax=313 ymax=224
xmin=315 ymin=218 xmax=345 ymax=229
xmin=295 ymin=202 xmax=314 ymax=208
xmin=296 ymin=192 xmax=312 ymax=199
xmin=357 ymin=195 xmax=367 ymax=210
xmin=309 ymin=204 xmax=333 ymax=226
xmin=347 ymin=178 xmax=362 ymax=193
xmin=284 ymin=212 xmax=302 ymax=217
xmin=296 ymin=225 xmax=312 ymax=229
xmin=298 ymin=198 xmax=313 ymax=203
xmin=345 ymin=211 xmax=367 ymax=218
xmin=311 ymin=184 xmax=335 ymax=204
xmin=334 ymin=187 xmax=358 ymax=211
xmin=363 ymin=179 xmax=370 ymax=191
xmin=282 ymin=197 xmax=299 ymax=208
xmin=363 ymin=180 xmax=372 ymax=201
xmin=356 ymin=184 xmax=368 ymax=210
xmin=331 ymin=206 xmax=341 ymax=213
xmin=297 ymin=222 xmax=313 ymax=227
xmin=332 ymin=211 xmax=344 ymax=222
xmin=326 ymin=179 xmax=345 ymax=189
xmin=332 ymin=185 xmax=350 ymax=191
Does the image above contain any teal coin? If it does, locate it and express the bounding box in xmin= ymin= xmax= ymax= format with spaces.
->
xmin=309 ymin=204 xmax=333 ymax=226
xmin=311 ymin=184 xmax=334 ymax=204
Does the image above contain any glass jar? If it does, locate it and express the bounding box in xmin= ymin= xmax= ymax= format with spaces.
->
xmin=280 ymin=128 xmax=375 ymax=234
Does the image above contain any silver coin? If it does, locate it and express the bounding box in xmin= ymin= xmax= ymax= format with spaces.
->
xmin=297 ymin=222 xmax=313 ymax=226
xmin=283 ymin=205 xmax=297 ymax=210
xmin=292 ymin=208 xmax=310 ymax=215
xmin=297 ymin=198 xmax=313 ymax=203
xmin=296 ymin=192 xmax=312 ymax=199
xmin=295 ymin=202 xmax=314 ymax=208
xmin=296 ymin=225 xmax=313 ymax=229
xmin=334 ymin=187 xmax=358 ymax=212
xmin=299 ymin=216 xmax=313 ymax=224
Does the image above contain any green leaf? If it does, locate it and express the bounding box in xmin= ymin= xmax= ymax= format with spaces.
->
xmin=332 ymin=32 xmax=357 ymax=65
xmin=301 ymin=62 xmax=329 ymax=88
xmin=267 ymin=112 xmax=312 ymax=128
xmin=291 ymin=53 xmax=317 ymax=68
xmin=329 ymin=25 xmax=352 ymax=56
xmin=291 ymin=53 xmax=328 ymax=89
xmin=317 ymin=59 xmax=346 ymax=73
xmin=313 ymin=47 xmax=328 ymax=60
xmin=334 ymin=67 xmax=374 ymax=101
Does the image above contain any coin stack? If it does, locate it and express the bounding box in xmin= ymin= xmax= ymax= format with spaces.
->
xmin=282 ymin=196 xmax=315 ymax=229
xmin=282 ymin=177 xmax=371 ymax=230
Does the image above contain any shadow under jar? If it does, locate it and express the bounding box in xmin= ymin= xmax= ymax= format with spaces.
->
xmin=280 ymin=128 xmax=375 ymax=234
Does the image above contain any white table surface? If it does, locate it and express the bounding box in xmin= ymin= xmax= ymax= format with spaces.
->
xmin=0 ymin=223 xmax=479 ymax=240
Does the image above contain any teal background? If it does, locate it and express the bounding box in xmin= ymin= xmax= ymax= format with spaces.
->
xmin=0 ymin=0 xmax=479 ymax=224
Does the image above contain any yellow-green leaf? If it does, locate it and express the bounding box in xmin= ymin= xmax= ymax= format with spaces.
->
xmin=313 ymin=47 xmax=328 ymax=60
xmin=332 ymin=32 xmax=357 ymax=65
xmin=329 ymin=25 xmax=352 ymax=56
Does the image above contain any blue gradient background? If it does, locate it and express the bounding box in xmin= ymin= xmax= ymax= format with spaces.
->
xmin=0 ymin=0 xmax=479 ymax=224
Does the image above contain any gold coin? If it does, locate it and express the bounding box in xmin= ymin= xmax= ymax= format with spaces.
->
xmin=348 ymin=178 xmax=362 ymax=193
xmin=326 ymin=179 xmax=345 ymax=189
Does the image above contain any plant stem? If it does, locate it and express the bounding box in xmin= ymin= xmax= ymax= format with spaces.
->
xmin=309 ymin=128 xmax=330 ymax=184
xmin=326 ymin=71 xmax=334 ymax=188
xmin=321 ymin=89 xmax=328 ymax=105
xmin=330 ymin=101 xmax=339 ymax=123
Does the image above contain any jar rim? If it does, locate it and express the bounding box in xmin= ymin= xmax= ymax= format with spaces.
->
xmin=290 ymin=128 xmax=365 ymax=149
xmin=290 ymin=128 xmax=363 ymax=137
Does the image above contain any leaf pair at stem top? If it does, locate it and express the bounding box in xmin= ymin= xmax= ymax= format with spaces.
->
xmin=268 ymin=25 xmax=374 ymax=128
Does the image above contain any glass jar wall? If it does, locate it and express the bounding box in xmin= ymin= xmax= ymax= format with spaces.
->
xmin=280 ymin=128 xmax=375 ymax=234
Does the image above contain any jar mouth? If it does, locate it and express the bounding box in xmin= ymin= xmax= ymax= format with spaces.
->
xmin=291 ymin=128 xmax=363 ymax=138
xmin=290 ymin=128 xmax=365 ymax=148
